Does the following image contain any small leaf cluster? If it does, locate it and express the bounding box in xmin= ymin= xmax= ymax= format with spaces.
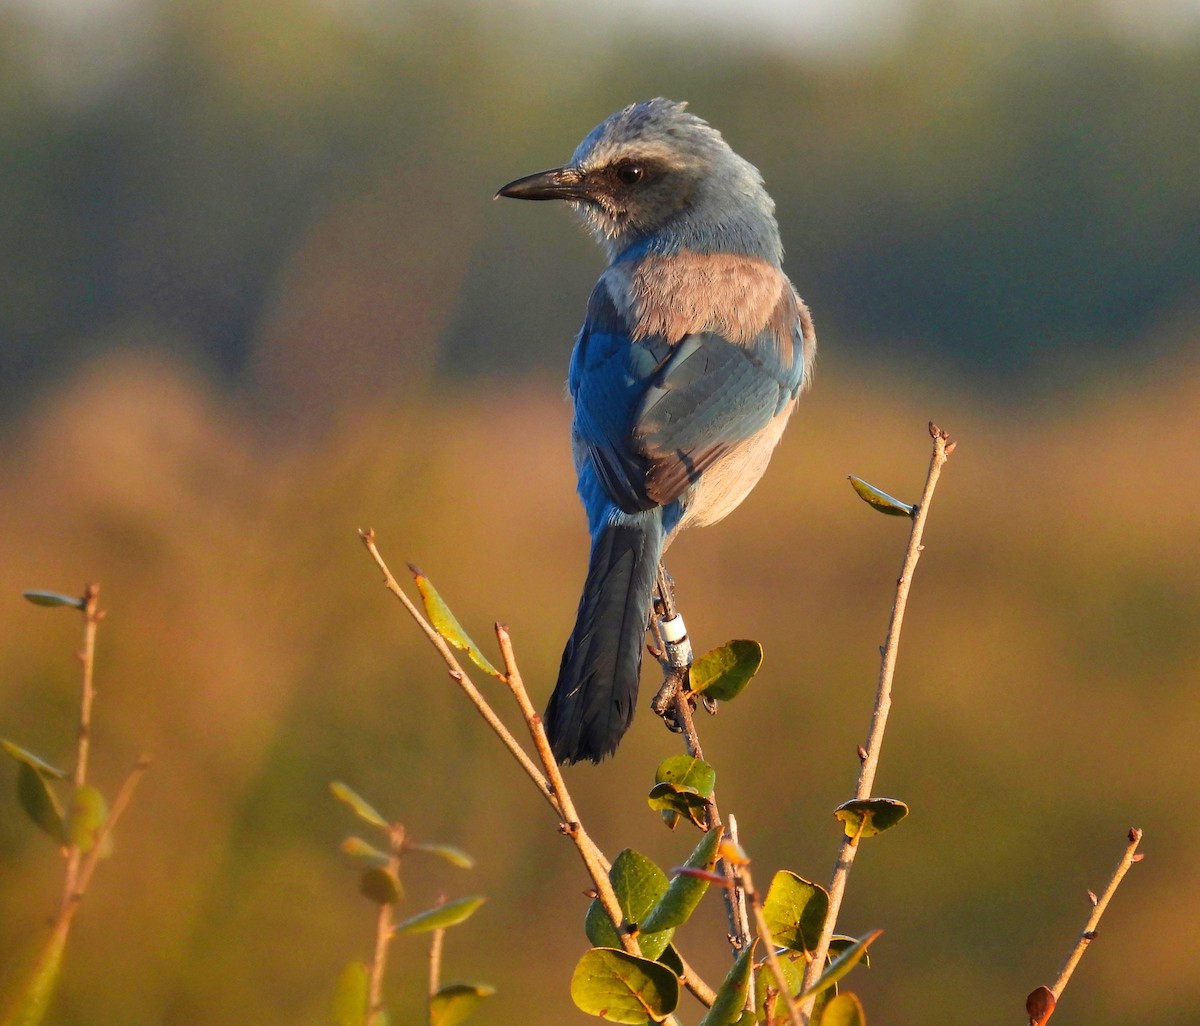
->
xmin=330 ymin=782 xmax=492 ymax=1026
xmin=567 ymin=643 xmax=904 ymax=1025
xmin=3 ymin=740 xmax=109 ymax=855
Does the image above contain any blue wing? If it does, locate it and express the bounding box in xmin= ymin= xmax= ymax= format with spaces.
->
xmin=569 ymin=279 xmax=806 ymax=515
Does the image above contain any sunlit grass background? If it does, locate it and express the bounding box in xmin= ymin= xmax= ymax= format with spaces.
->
xmin=1 ymin=1 xmax=1198 ymax=1024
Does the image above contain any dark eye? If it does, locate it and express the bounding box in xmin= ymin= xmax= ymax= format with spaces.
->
xmin=615 ymin=162 xmax=644 ymax=185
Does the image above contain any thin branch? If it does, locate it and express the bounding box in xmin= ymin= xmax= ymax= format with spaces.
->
xmin=73 ymin=583 xmax=101 ymax=791
xmin=429 ymin=926 xmax=445 ymax=998
xmin=1048 ymin=828 xmax=1144 ymax=1006
xmin=493 ymin=625 xmax=696 ymax=1026
xmin=359 ymin=530 xmax=559 ymax=813
xmin=60 ymin=583 xmax=103 ymax=913
xmin=741 ymin=863 xmax=803 ymax=1026
xmin=366 ymin=826 xmax=404 ymax=1026
xmin=725 ymin=815 xmax=753 ymax=962
xmin=798 ymin=424 xmax=954 ymax=1022
xmin=494 ymin=625 xmax=631 ymax=954
xmin=653 ymin=586 xmax=753 ymax=956
xmin=366 ymin=900 xmax=394 ymax=1026
xmin=361 ymin=531 xmax=710 ymax=1016
xmin=69 ymin=755 xmax=151 ymax=905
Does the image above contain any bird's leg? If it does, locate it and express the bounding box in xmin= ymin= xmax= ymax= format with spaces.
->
xmin=650 ymin=562 xmax=695 ymax=734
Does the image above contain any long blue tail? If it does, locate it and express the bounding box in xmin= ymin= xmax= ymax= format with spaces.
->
xmin=546 ymin=514 xmax=665 ymax=764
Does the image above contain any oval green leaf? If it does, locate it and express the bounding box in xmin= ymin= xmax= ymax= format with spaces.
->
xmin=69 ymin=784 xmax=108 ymax=854
xmin=2 ymin=741 xmax=67 ymax=779
xmin=654 ymin=755 xmax=716 ymax=795
xmin=697 ymin=941 xmax=756 ymax=1026
xmin=640 ymin=827 xmax=723 ymax=933
xmin=410 ymin=568 xmax=503 ymax=679
xmin=410 ymin=843 xmax=475 ymax=869
xmin=689 ymin=641 xmax=763 ymax=702
xmin=834 ymin=798 xmax=909 ymax=840
xmin=396 ymin=895 xmax=485 ymax=934
xmin=755 ymin=950 xmax=805 ymax=1023
xmin=848 ymin=476 xmax=914 ymax=517
xmin=762 ymin=871 xmax=829 ymax=953
xmin=429 ymin=983 xmax=496 ymax=1026
xmin=798 ymin=929 xmax=883 ymax=1000
xmin=15 ymin=762 xmax=67 ymax=845
xmin=570 ymin=948 xmax=679 ymax=1024
xmin=819 ymin=992 xmax=866 ymax=1026
xmin=648 ymin=756 xmax=715 ymax=829
xmin=359 ymin=867 xmax=402 ymax=906
xmin=332 ymin=961 xmax=368 ymax=1026
xmin=329 ymin=781 xmax=388 ymax=829
xmin=585 ymin=850 xmax=674 ymax=959
xmin=21 ymin=590 xmax=85 ymax=610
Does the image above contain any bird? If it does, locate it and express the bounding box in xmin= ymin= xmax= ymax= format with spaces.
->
xmin=497 ymin=98 xmax=816 ymax=764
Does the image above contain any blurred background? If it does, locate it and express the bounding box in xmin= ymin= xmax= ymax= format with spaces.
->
xmin=1 ymin=0 xmax=1198 ymax=1022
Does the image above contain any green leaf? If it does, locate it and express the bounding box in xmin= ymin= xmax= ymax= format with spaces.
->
xmin=409 ymin=843 xmax=475 ymax=869
xmin=15 ymin=763 xmax=67 ymax=845
xmin=429 ymin=983 xmax=496 ymax=1026
xmin=331 ymin=961 xmax=368 ymax=1026
xmin=819 ymin=992 xmax=866 ymax=1026
xmin=570 ymin=948 xmax=679 ymax=1024
xmin=848 ymin=476 xmax=914 ymax=517
xmin=69 ymin=785 xmax=108 ymax=854
xmin=697 ymin=941 xmax=756 ymax=1026
xmin=341 ymin=836 xmax=392 ymax=869
xmin=762 ymin=871 xmax=829 ymax=953
xmin=585 ymin=849 xmax=674 ymax=960
xmin=359 ymin=867 xmax=402 ymax=905
xmin=410 ymin=568 xmax=503 ymax=679
xmin=0 ymin=927 xmax=67 ymax=1026
xmin=329 ymin=781 xmax=388 ymax=829
xmin=396 ymin=895 xmax=486 ymax=934
xmin=654 ymin=755 xmax=716 ymax=795
xmin=647 ymin=757 xmax=715 ymax=830
xmin=21 ymin=590 xmax=84 ymax=610
xmin=689 ymin=641 xmax=763 ymax=702
xmin=799 ymin=929 xmax=883 ymax=1000
xmin=755 ymin=950 xmax=806 ymax=1024
xmin=834 ymin=798 xmax=909 ymax=840
xmin=1 ymin=741 xmax=67 ymax=779
xmin=640 ymin=827 xmax=723 ymax=932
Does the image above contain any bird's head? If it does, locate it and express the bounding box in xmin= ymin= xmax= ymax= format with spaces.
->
xmin=497 ymin=98 xmax=781 ymax=263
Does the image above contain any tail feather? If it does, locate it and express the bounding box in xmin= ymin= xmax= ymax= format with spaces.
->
xmin=546 ymin=516 xmax=664 ymax=764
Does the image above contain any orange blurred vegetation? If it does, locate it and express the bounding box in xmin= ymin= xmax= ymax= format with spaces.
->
xmin=1 ymin=343 xmax=1198 ymax=1025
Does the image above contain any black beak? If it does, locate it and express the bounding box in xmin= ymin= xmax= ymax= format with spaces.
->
xmin=495 ymin=166 xmax=588 ymax=202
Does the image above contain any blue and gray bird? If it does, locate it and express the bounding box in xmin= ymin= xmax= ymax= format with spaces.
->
xmin=498 ymin=99 xmax=816 ymax=764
